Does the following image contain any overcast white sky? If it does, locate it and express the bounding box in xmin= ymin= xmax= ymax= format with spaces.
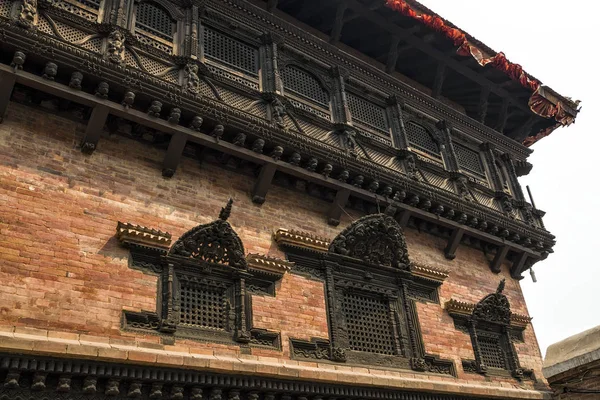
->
xmin=417 ymin=0 xmax=598 ymax=357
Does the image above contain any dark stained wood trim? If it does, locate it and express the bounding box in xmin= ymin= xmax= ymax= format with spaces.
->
xmin=510 ymin=252 xmax=528 ymax=280
xmin=252 ymin=163 xmax=277 ymax=204
xmin=330 ymin=2 xmax=348 ymax=44
xmin=444 ymin=228 xmax=464 ymax=260
xmin=490 ymin=245 xmax=509 ymax=273
xmin=80 ymin=105 xmax=109 ymax=154
xmin=162 ymin=131 xmax=188 ymax=178
xmin=431 ymin=62 xmax=446 ymax=99
xmin=327 ymin=188 xmax=351 ymax=226
xmin=0 ymin=71 xmax=16 ymax=123
xmin=385 ymin=36 xmax=401 ymax=73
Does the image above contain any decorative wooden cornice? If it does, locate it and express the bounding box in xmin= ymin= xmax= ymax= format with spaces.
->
xmin=510 ymin=313 xmax=533 ymax=328
xmin=246 ymin=253 xmax=294 ymax=274
xmin=444 ymin=299 xmax=475 ymax=317
xmin=116 ymin=222 xmax=172 ymax=250
xmin=273 ymin=228 xmax=330 ymax=252
xmin=410 ymin=262 xmax=449 ymax=282
xmin=445 ymin=298 xmax=532 ymax=328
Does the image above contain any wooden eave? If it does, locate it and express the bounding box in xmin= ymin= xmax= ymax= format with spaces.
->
xmin=266 ymin=0 xmax=579 ymax=145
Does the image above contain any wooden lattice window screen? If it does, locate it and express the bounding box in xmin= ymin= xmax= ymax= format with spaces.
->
xmin=406 ymin=122 xmax=440 ymax=157
xmin=343 ymin=291 xmax=396 ymax=355
xmin=203 ymin=26 xmax=258 ymax=75
xmin=136 ymin=2 xmax=173 ymax=40
xmin=282 ymin=66 xmax=328 ymax=106
xmin=347 ymin=92 xmax=388 ymax=132
xmin=454 ymin=143 xmax=485 ymax=177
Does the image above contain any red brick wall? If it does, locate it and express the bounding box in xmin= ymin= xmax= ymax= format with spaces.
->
xmin=0 ymin=102 xmax=546 ymax=389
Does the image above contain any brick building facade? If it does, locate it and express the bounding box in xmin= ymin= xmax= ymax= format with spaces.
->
xmin=0 ymin=0 xmax=578 ymax=399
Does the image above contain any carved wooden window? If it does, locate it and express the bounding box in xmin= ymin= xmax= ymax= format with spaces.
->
xmin=282 ymin=66 xmax=329 ymax=106
xmin=446 ymin=280 xmax=533 ymax=380
xmin=203 ymin=26 xmax=258 ymax=75
xmin=406 ymin=121 xmax=440 ymax=158
xmin=282 ymin=214 xmax=454 ymax=374
xmin=347 ymin=92 xmax=388 ymax=132
xmin=136 ymin=2 xmax=173 ymax=40
xmin=454 ymin=142 xmax=485 ymax=178
xmin=119 ymin=200 xmax=282 ymax=348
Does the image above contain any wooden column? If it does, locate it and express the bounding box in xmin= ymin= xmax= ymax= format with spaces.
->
xmin=477 ymin=86 xmax=490 ymax=124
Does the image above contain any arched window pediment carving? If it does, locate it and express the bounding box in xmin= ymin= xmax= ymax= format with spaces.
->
xmin=329 ymin=214 xmax=410 ymax=269
xmin=168 ymin=199 xmax=247 ymax=269
xmin=472 ymin=279 xmax=511 ymax=325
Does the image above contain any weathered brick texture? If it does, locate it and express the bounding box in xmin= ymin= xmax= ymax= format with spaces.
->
xmin=0 ymin=102 xmax=547 ymax=392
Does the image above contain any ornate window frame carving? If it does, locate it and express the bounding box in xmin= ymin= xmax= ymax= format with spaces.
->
xmin=344 ymin=86 xmax=390 ymax=138
xmin=117 ymin=200 xmax=282 ymax=349
xmin=445 ymin=280 xmax=535 ymax=380
xmin=277 ymin=214 xmax=454 ymax=374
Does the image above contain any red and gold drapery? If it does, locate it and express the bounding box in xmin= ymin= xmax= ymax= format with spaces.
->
xmin=385 ymin=0 xmax=576 ymax=146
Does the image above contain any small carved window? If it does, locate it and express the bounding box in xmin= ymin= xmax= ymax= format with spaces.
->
xmin=282 ymin=66 xmax=329 ymax=106
xmin=406 ymin=122 xmax=440 ymax=157
xmin=203 ymin=26 xmax=258 ymax=75
xmin=136 ymin=2 xmax=173 ymax=41
xmin=343 ymin=291 xmax=395 ymax=355
xmin=120 ymin=200 xmax=283 ymax=349
xmin=347 ymin=92 xmax=388 ymax=132
xmin=447 ymin=280 xmax=531 ymax=380
xmin=477 ymin=333 xmax=508 ymax=369
xmin=454 ymin=143 xmax=485 ymax=177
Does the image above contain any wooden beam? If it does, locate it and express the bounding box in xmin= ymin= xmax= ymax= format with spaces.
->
xmin=327 ymin=188 xmax=351 ymax=226
xmin=266 ymin=0 xmax=278 ymax=13
xmin=162 ymin=131 xmax=188 ymax=178
xmin=444 ymin=228 xmax=464 ymax=260
xmin=510 ymin=252 xmax=528 ymax=280
xmin=0 ymin=72 xmax=16 ymax=123
xmin=341 ymin=0 xmax=532 ymax=115
xmin=330 ymin=2 xmax=348 ymax=44
xmin=495 ymin=97 xmax=509 ymax=133
xmin=490 ymin=245 xmax=509 ymax=273
xmin=477 ymin=86 xmax=490 ymax=124
xmin=80 ymin=105 xmax=109 ymax=154
xmin=385 ymin=36 xmax=401 ymax=73
xmin=431 ymin=62 xmax=446 ymax=99
xmin=398 ymin=210 xmax=411 ymax=228
xmin=252 ymin=163 xmax=277 ymax=204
